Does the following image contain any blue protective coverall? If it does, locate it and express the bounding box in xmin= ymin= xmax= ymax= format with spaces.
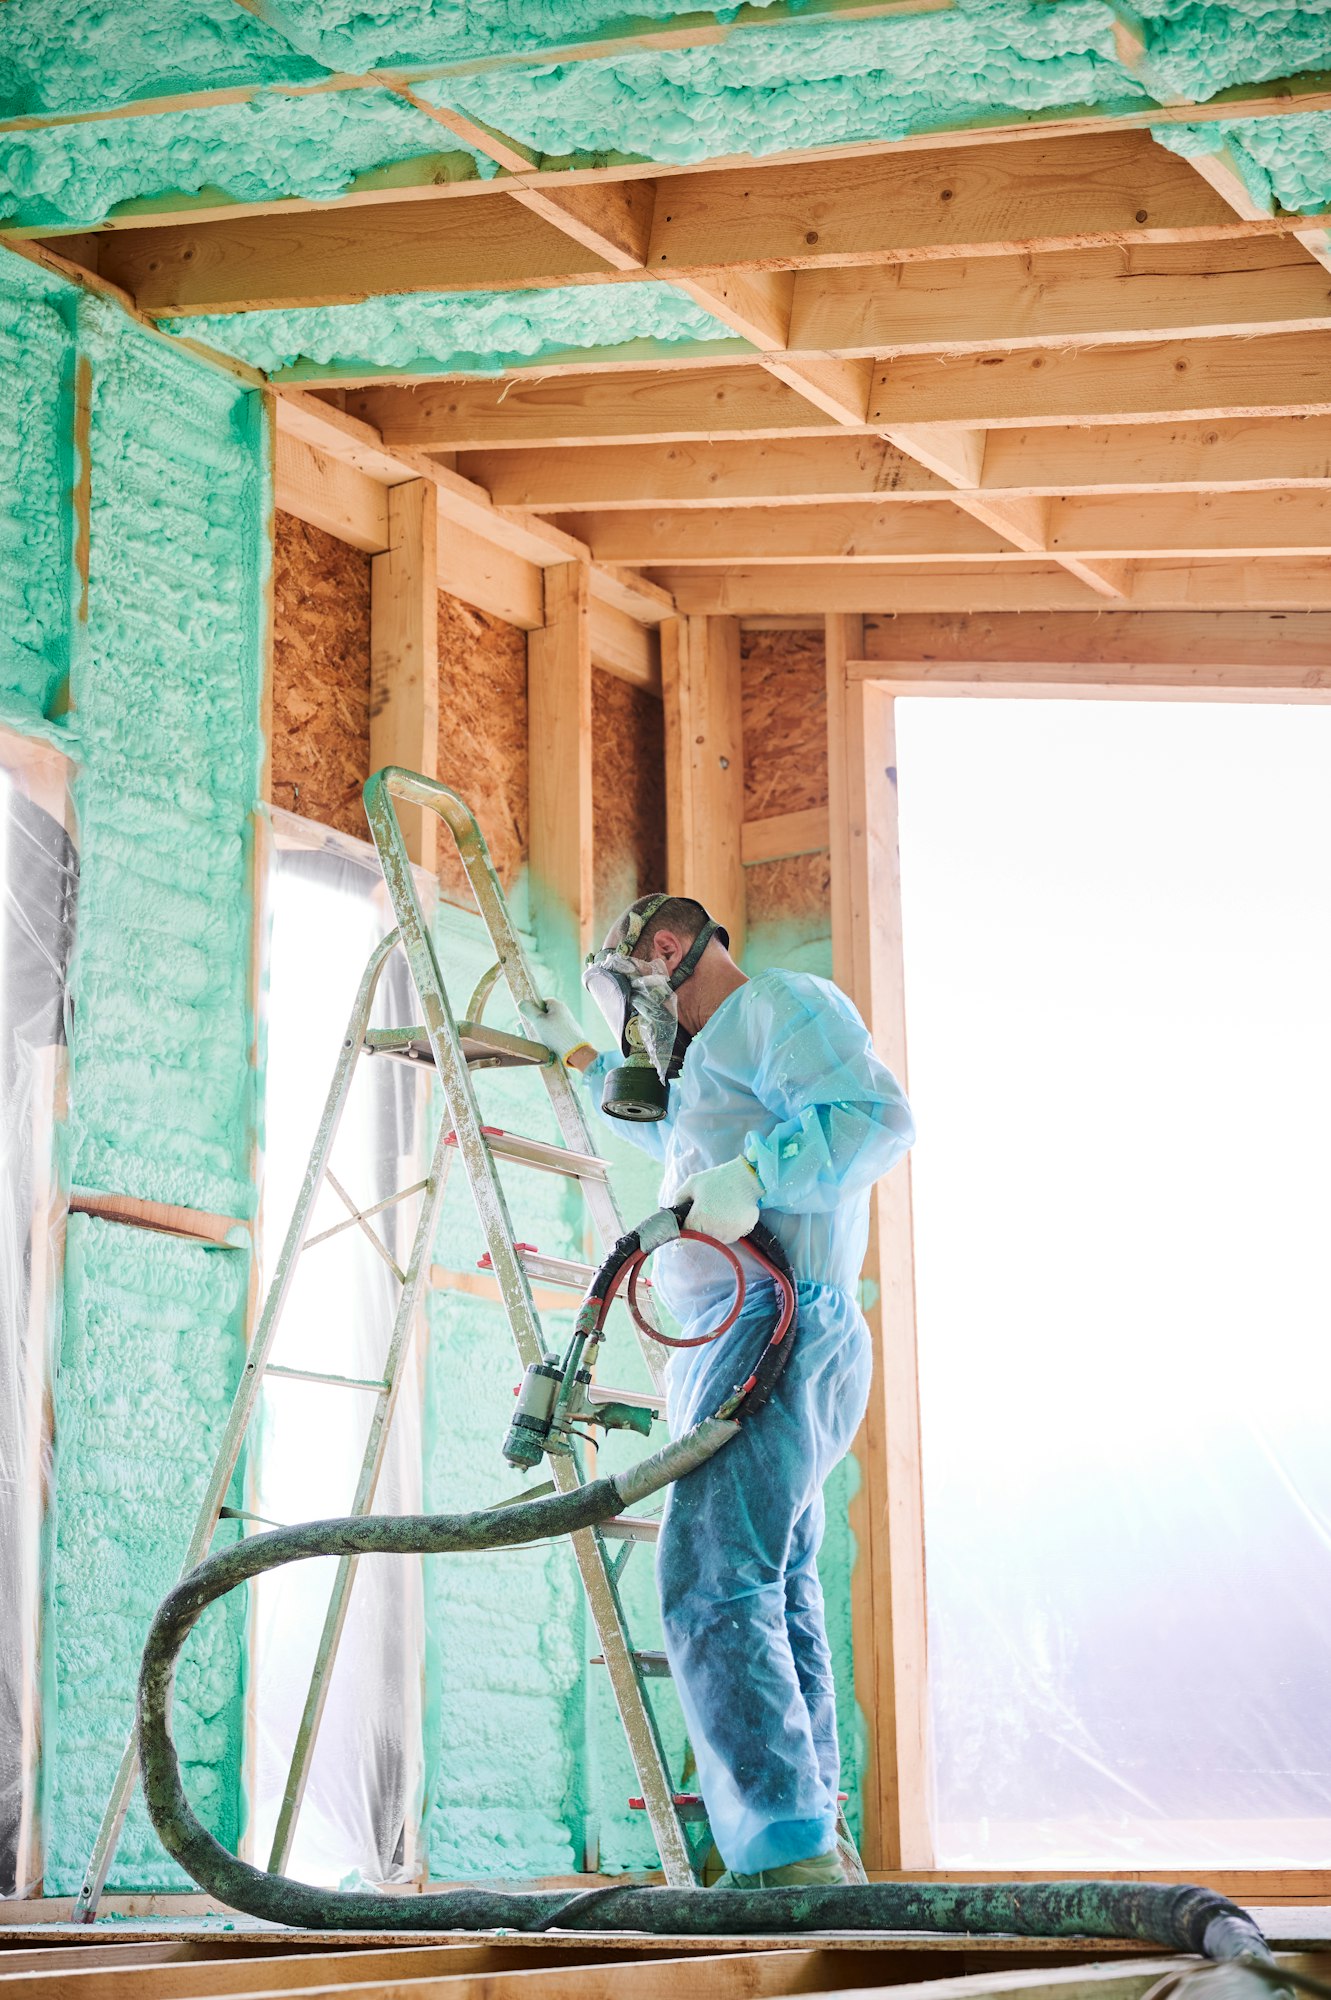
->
xmin=584 ymin=968 xmax=914 ymax=1874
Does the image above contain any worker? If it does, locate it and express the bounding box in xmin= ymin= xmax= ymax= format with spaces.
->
xmin=521 ymin=895 xmax=914 ymax=1889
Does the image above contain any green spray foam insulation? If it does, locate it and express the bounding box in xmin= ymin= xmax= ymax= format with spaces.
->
xmin=426 ymin=3 xmax=1150 ymax=165
xmin=0 ymin=0 xmax=320 ymax=119
xmin=0 ymin=281 xmax=73 ymax=720
xmin=0 ymin=89 xmax=496 ymax=234
xmin=1153 ymin=110 xmax=1331 ymax=212
xmin=173 ymin=282 xmax=744 ymax=380
xmin=65 ymin=289 xmax=266 ymax=1220
xmin=0 ymin=247 xmax=268 ymax=1888
xmin=45 ymin=1216 xmax=249 ymax=1893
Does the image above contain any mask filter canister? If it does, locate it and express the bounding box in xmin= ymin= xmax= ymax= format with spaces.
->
xmin=600 ymin=1015 xmax=671 ymax=1122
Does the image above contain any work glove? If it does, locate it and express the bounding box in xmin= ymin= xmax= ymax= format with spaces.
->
xmin=519 ymin=996 xmax=596 ymax=1071
xmin=676 ymin=1154 xmax=762 ymax=1243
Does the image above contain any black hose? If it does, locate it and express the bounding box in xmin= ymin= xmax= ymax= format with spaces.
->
xmin=133 ymin=1214 xmax=1274 ymax=1963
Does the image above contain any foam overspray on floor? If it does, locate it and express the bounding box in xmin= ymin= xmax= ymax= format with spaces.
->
xmin=0 ymin=243 xmax=268 ymax=1891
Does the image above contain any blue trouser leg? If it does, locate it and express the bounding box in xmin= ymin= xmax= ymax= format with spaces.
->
xmin=655 ymin=1281 xmax=871 ymax=1875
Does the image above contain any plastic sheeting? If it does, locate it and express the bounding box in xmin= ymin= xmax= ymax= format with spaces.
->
xmin=252 ymin=811 xmax=432 ymax=1887
xmin=0 ymin=730 xmax=77 ymax=1897
xmin=895 ymin=698 xmax=1331 ymax=1869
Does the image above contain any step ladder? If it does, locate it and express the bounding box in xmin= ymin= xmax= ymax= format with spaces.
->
xmin=73 ymin=768 xmax=697 ymax=1920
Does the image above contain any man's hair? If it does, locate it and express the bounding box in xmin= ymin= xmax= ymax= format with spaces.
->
xmin=605 ymin=894 xmax=713 ymax=963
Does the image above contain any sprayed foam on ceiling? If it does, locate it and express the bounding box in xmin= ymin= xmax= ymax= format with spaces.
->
xmin=0 ymin=88 xmax=495 ymax=233
xmin=426 ymin=2 xmax=1149 ymax=166
xmin=1134 ymin=0 xmax=1331 ymax=100
xmin=1153 ymin=110 xmax=1331 ymax=212
xmin=0 ymin=0 xmax=318 ymax=119
xmin=169 ymin=281 xmax=744 ymax=379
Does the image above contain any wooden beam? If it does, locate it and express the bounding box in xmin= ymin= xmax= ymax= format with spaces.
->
xmin=859 ymin=609 xmax=1331 ymax=670
xmin=654 ymin=559 xmax=1331 ymax=614
xmin=371 ymin=479 xmax=439 ymax=869
xmin=980 ymin=417 xmax=1331 ymax=494
xmin=741 ymin=806 xmax=830 ymax=864
xmin=274 ymin=429 xmax=389 ymax=552
xmin=96 ymin=198 xmax=617 ymax=315
xmin=662 ymin=615 xmax=746 ymax=957
xmin=869 ymin=331 xmax=1331 ymax=429
xmin=436 ymin=510 xmax=544 ymax=629
xmin=645 ymin=131 xmax=1288 ymax=276
xmin=827 ymin=614 xmax=929 ymax=1873
xmin=529 ymin=564 xmax=594 ymax=994
xmin=849 ymin=657 xmax=1331 ymax=701
xmin=568 ymin=491 xmax=1331 ymax=564
xmin=788 ymin=237 xmax=1331 ymax=354
xmin=460 ymin=437 xmax=948 ymax=511
xmin=589 ymin=600 xmax=662 ymax=696
xmin=348 ymin=368 xmax=839 ymax=451
xmin=67 ymin=1190 xmax=246 ymax=1249
xmin=566 ymin=502 xmax=1012 ymax=563
xmin=588 ymin=564 xmax=677 ymax=627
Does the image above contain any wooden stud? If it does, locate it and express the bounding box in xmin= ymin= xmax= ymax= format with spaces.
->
xmin=661 ymin=615 xmax=747 ymax=957
xmin=827 ymin=614 xmax=930 ymax=1874
xmin=371 ymin=480 xmax=440 ymax=870
xmin=528 ymin=563 xmax=595 ymax=996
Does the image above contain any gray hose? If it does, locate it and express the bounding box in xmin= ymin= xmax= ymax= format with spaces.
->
xmin=137 ymin=1476 xmax=1273 ymax=1960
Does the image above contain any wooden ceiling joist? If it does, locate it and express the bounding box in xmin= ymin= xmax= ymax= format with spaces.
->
xmin=85 ymin=130 xmax=1323 ymax=320
xmin=654 ymin=559 xmax=1331 ymax=614
xmin=564 ymin=490 xmax=1331 ymax=565
xmin=346 ymin=333 xmax=1331 ymax=452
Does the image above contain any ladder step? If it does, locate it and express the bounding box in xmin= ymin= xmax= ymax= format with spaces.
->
xmin=479 ymin=1246 xmax=653 ymax=1297
xmin=587 ymin=1383 xmax=665 ymax=1416
xmin=363 ymin=1022 xmax=550 ymax=1071
xmin=264 ymin=1364 xmax=388 ymax=1392
xmin=629 ymin=1793 xmax=708 ymax=1822
xmin=599 ymin=1515 xmax=661 ymax=1545
xmin=448 ymin=1125 xmax=609 ymax=1184
xmin=592 ymin=1649 xmax=671 ymax=1678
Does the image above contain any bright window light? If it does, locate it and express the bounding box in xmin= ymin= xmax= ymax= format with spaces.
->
xmin=896 ymin=698 xmax=1331 ymax=1868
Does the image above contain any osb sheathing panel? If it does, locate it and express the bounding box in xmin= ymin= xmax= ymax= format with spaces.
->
xmin=270 ymin=511 xmax=372 ymax=839
xmin=438 ymin=588 xmax=528 ymax=903
xmin=741 ymin=629 xmax=828 ymax=821
xmin=592 ymin=667 xmax=666 ymax=942
xmin=747 ymin=851 xmax=832 ymax=939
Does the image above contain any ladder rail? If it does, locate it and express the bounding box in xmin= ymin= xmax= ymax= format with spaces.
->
xmin=72 ymin=929 xmax=403 ymax=1921
xmin=266 ymin=1129 xmax=456 ymax=1875
xmin=365 ymin=769 xmax=667 ymax=1395
xmin=363 ymin=768 xmax=692 ymax=1885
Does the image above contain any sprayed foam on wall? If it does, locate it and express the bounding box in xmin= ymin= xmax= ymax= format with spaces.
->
xmin=44 ymin=1217 xmax=249 ymax=1892
xmin=172 ymin=282 xmax=742 ymax=379
xmin=66 ymin=293 xmax=265 ymax=1220
xmin=0 ymin=281 xmax=70 ymax=720
xmin=0 ymin=245 xmax=266 ymax=1889
xmin=0 ymin=89 xmax=493 ymax=233
xmin=1154 ymin=110 xmax=1331 ymax=212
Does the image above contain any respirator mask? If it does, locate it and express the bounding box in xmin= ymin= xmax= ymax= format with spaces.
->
xmin=582 ymin=895 xmax=727 ymax=1122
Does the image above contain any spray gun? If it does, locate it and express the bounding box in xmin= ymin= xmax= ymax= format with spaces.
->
xmin=502 ymin=1205 xmax=798 ymax=1472
xmin=501 ymin=1213 xmax=685 ymax=1470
